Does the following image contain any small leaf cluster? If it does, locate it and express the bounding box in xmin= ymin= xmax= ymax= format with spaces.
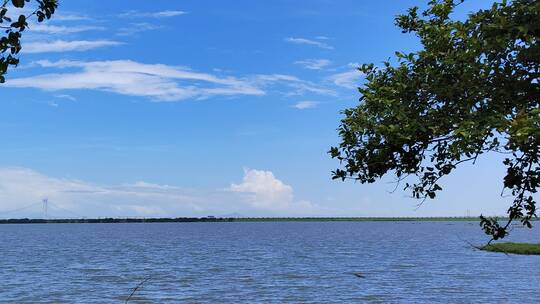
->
xmin=330 ymin=0 xmax=539 ymax=241
xmin=0 ymin=0 xmax=57 ymax=83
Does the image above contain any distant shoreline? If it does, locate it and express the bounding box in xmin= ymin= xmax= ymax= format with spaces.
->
xmin=0 ymin=216 xmax=498 ymax=224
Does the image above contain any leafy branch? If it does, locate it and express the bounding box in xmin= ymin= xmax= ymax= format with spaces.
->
xmin=331 ymin=0 xmax=540 ymax=241
xmin=0 ymin=0 xmax=57 ymax=83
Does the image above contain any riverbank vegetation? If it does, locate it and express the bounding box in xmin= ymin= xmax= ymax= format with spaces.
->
xmin=481 ymin=243 xmax=540 ymax=255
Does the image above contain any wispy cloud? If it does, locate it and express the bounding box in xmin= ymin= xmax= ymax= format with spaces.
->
xmin=5 ymin=60 xmax=264 ymax=101
xmin=29 ymin=24 xmax=105 ymax=34
xmin=53 ymin=13 xmax=90 ymax=21
xmin=0 ymin=167 xmax=327 ymax=217
xmin=0 ymin=167 xmax=205 ymax=218
xmin=23 ymin=40 xmax=122 ymax=53
xmin=5 ymin=60 xmax=333 ymax=101
xmin=151 ymin=10 xmax=186 ymax=17
xmin=117 ymin=23 xmax=162 ymax=36
xmin=252 ymin=74 xmax=335 ymax=96
xmin=293 ymin=101 xmax=319 ymax=109
xmin=328 ymin=64 xmax=364 ymax=88
xmin=48 ymin=94 xmax=76 ymax=107
xmin=294 ymin=59 xmax=331 ymax=70
xmin=120 ymin=10 xmax=186 ymax=18
xmin=285 ymin=37 xmax=333 ymax=50
xmin=54 ymin=94 xmax=77 ymax=101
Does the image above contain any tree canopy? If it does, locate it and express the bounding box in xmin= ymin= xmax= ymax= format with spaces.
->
xmin=0 ymin=0 xmax=57 ymax=83
xmin=330 ymin=0 xmax=539 ymax=242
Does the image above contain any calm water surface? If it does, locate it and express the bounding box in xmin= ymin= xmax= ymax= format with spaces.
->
xmin=1 ymin=221 xmax=539 ymax=303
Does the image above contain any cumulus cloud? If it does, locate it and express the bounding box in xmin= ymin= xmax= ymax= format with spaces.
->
xmin=293 ymin=101 xmax=319 ymax=109
xmin=4 ymin=60 xmax=333 ymax=101
xmin=120 ymin=10 xmax=186 ymax=18
xmin=285 ymin=37 xmax=333 ymax=50
xmin=229 ymin=168 xmax=322 ymax=215
xmin=294 ymin=59 xmax=331 ymax=70
xmin=23 ymin=40 xmax=122 ymax=53
xmin=230 ymin=168 xmax=294 ymax=210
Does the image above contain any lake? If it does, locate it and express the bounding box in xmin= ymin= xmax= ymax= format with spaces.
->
xmin=1 ymin=221 xmax=539 ymax=303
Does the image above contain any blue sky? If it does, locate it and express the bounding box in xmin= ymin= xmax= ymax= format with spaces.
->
xmin=0 ymin=0 xmax=509 ymax=218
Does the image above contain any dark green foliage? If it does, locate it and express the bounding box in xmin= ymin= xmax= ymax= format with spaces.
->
xmin=330 ymin=0 xmax=540 ymax=242
xmin=0 ymin=0 xmax=57 ymax=83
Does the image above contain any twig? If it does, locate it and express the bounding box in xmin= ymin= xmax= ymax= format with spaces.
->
xmin=456 ymin=235 xmax=483 ymax=251
xmin=125 ymin=276 xmax=152 ymax=303
xmin=456 ymin=235 xmax=510 ymax=257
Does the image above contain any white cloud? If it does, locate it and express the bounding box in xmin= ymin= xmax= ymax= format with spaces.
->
xmin=53 ymin=13 xmax=90 ymax=21
xmin=130 ymin=181 xmax=179 ymax=191
xmin=120 ymin=10 xmax=186 ymax=18
xmin=254 ymin=74 xmax=299 ymax=82
xmin=328 ymin=65 xmax=364 ymax=88
xmin=0 ymin=167 xmax=328 ymax=218
xmin=5 ymin=59 xmax=264 ymax=101
xmin=229 ymin=168 xmax=323 ymax=215
xmin=54 ymin=94 xmax=77 ymax=101
xmin=152 ymin=10 xmax=186 ymax=17
xmin=117 ymin=23 xmax=162 ymax=36
xmin=294 ymin=59 xmax=331 ymax=70
xmin=29 ymin=24 xmax=105 ymax=34
xmin=230 ymin=168 xmax=294 ymax=210
xmin=252 ymin=74 xmax=335 ymax=96
xmin=0 ymin=168 xmax=201 ymax=218
xmin=293 ymin=101 xmax=319 ymax=109
xmin=23 ymin=40 xmax=122 ymax=53
xmin=4 ymin=60 xmax=333 ymax=101
xmin=285 ymin=37 xmax=333 ymax=50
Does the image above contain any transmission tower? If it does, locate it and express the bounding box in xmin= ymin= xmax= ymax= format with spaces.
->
xmin=42 ymin=198 xmax=48 ymax=219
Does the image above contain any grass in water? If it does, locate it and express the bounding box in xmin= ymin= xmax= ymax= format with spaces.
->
xmin=481 ymin=242 xmax=540 ymax=255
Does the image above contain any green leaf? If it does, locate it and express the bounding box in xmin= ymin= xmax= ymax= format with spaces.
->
xmin=11 ymin=0 xmax=25 ymax=8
